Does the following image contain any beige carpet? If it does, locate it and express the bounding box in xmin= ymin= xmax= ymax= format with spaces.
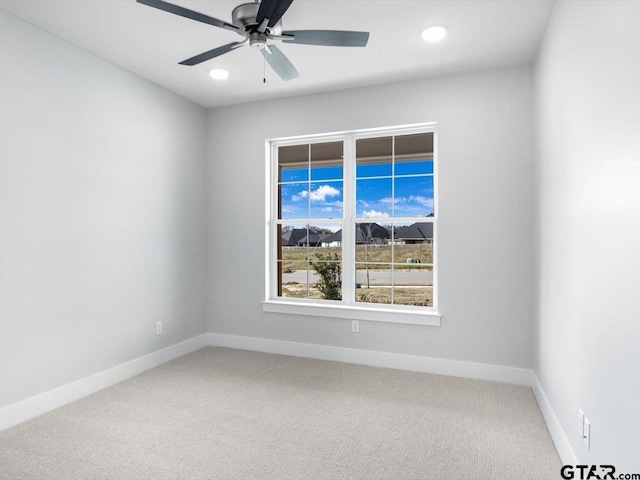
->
xmin=0 ymin=347 xmax=561 ymax=480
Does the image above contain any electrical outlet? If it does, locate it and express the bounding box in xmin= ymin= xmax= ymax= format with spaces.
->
xmin=578 ymin=409 xmax=584 ymax=436
xmin=155 ymin=322 xmax=162 ymax=335
xmin=351 ymin=320 xmax=360 ymax=333
xmin=583 ymin=418 xmax=591 ymax=449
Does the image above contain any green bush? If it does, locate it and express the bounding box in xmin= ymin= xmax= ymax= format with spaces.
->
xmin=311 ymin=253 xmax=342 ymax=300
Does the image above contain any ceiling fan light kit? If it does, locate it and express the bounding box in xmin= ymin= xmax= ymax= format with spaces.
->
xmin=422 ymin=25 xmax=447 ymax=43
xmin=137 ymin=0 xmax=370 ymax=81
xmin=209 ymin=69 xmax=230 ymax=80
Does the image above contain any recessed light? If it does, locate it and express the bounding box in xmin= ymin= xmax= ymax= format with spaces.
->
xmin=422 ymin=25 xmax=447 ymax=43
xmin=209 ymin=68 xmax=229 ymax=80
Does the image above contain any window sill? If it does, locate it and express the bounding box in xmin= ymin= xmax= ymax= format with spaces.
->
xmin=262 ymin=300 xmax=441 ymax=326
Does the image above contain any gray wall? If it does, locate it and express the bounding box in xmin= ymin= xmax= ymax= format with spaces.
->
xmin=534 ymin=0 xmax=640 ymax=469
xmin=0 ymin=12 xmax=208 ymax=408
xmin=206 ymin=65 xmax=536 ymax=369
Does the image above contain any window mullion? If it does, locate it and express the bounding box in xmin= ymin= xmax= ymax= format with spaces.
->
xmin=306 ymin=144 xmax=311 ymax=299
xmin=269 ymin=143 xmax=278 ymax=300
xmin=341 ymin=136 xmax=355 ymax=305
xmin=391 ymin=135 xmax=395 ymax=305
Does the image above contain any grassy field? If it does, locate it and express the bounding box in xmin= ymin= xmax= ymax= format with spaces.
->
xmin=280 ymin=244 xmax=433 ymax=270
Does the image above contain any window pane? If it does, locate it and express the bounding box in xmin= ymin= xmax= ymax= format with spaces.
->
xmin=394 ymin=133 xmax=434 ymax=176
xmin=279 ymin=261 xmax=309 ymax=299
xmin=308 ymin=224 xmax=342 ymax=261
xmin=311 ymin=141 xmax=343 ymax=181
xmin=356 ymin=136 xmax=392 ymax=178
xmin=279 ymin=224 xmax=309 ymax=261
xmin=319 ymin=226 xmax=343 ymax=248
xmin=279 ymin=144 xmax=308 ymax=182
xmin=280 ymin=167 xmax=308 ymax=183
xmin=393 ymin=176 xmax=434 ymax=217
xmin=279 ymin=182 xmax=308 ymax=220
xmin=392 ymin=286 xmax=433 ymax=306
xmin=310 ymin=246 xmax=342 ymax=263
xmin=309 ymin=260 xmax=342 ymax=300
xmin=392 ymin=266 xmax=433 ymax=307
xmin=395 ymin=161 xmax=434 ymax=176
xmin=309 ymin=181 xmax=343 ymax=219
xmin=392 ymin=222 xmax=433 ymax=264
xmin=356 ymin=178 xmax=392 ymax=218
xmin=355 ymin=222 xmax=391 ymax=263
xmin=356 ymin=264 xmax=392 ymax=304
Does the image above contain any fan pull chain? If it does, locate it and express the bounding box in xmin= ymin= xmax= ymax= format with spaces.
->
xmin=263 ymin=55 xmax=266 ymax=84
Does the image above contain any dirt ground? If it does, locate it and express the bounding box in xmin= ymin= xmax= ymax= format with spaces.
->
xmin=282 ymin=283 xmax=433 ymax=307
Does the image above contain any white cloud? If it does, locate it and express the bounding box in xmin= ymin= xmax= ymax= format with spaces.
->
xmin=362 ymin=210 xmax=389 ymax=218
xmin=291 ymin=185 xmax=340 ymax=203
xmin=321 ymin=207 xmax=333 ymax=212
xmin=408 ymin=195 xmax=434 ymax=208
xmin=381 ymin=197 xmax=407 ymax=205
xmin=309 ymin=185 xmax=340 ymax=202
xmin=291 ymin=190 xmax=308 ymax=202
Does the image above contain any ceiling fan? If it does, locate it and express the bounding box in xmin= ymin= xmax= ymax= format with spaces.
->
xmin=137 ymin=0 xmax=370 ymax=81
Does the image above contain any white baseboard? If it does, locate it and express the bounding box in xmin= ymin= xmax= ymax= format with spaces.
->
xmin=532 ymin=373 xmax=578 ymax=465
xmin=0 ymin=334 xmax=208 ymax=432
xmin=207 ymin=333 xmax=535 ymax=386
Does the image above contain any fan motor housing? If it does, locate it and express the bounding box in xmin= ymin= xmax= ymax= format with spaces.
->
xmin=231 ymin=3 xmax=259 ymax=29
xmin=249 ymin=32 xmax=267 ymax=49
xmin=232 ymin=2 xmax=283 ymax=34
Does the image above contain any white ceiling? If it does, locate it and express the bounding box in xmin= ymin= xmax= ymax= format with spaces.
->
xmin=0 ymin=0 xmax=554 ymax=108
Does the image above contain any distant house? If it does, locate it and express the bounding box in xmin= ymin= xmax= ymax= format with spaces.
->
xmin=392 ymin=222 xmax=433 ymax=245
xmin=281 ymin=228 xmax=308 ymax=246
xmin=281 ymin=229 xmax=330 ymax=247
xmin=321 ymin=223 xmax=390 ymax=247
xmin=295 ymin=233 xmax=329 ymax=247
xmin=321 ymin=230 xmax=342 ymax=248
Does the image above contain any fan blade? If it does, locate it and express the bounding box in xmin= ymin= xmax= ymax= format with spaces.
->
xmin=137 ymin=0 xmax=239 ymax=32
xmin=261 ymin=45 xmax=299 ymax=81
xmin=282 ymin=30 xmax=369 ymax=47
xmin=256 ymin=0 xmax=294 ymax=28
xmin=179 ymin=42 xmax=244 ymax=66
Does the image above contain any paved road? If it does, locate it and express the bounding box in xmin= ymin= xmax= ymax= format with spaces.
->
xmin=283 ymin=269 xmax=433 ymax=286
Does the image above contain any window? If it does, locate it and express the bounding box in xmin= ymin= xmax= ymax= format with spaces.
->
xmin=264 ymin=124 xmax=439 ymax=325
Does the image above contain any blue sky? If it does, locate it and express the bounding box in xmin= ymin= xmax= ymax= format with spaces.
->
xmin=280 ymin=160 xmax=434 ymax=221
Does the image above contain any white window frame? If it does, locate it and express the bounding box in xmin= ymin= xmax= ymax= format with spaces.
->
xmin=263 ymin=123 xmax=440 ymax=326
